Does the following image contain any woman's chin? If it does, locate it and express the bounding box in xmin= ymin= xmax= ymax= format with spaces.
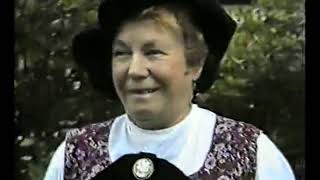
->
xmin=127 ymin=106 xmax=160 ymax=122
xmin=128 ymin=108 xmax=156 ymax=119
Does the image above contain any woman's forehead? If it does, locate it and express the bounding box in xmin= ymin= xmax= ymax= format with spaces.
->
xmin=138 ymin=6 xmax=180 ymax=29
xmin=114 ymin=18 xmax=184 ymax=47
xmin=118 ymin=7 xmax=182 ymax=35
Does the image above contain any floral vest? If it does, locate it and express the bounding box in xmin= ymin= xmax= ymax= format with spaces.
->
xmin=64 ymin=115 xmax=261 ymax=180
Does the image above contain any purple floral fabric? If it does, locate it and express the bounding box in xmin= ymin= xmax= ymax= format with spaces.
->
xmin=64 ymin=120 xmax=114 ymax=180
xmin=188 ymin=116 xmax=261 ymax=180
xmin=64 ymin=115 xmax=261 ymax=180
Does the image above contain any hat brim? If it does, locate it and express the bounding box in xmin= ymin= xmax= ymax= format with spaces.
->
xmin=72 ymin=27 xmax=117 ymax=98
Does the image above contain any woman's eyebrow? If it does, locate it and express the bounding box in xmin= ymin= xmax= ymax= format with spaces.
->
xmin=113 ymin=39 xmax=129 ymax=49
xmin=142 ymin=41 xmax=156 ymax=49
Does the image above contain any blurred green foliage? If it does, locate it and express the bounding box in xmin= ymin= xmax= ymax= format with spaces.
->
xmin=15 ymin=0 xmax=304 ymax=179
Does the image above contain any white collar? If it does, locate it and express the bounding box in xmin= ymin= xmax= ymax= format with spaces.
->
xmin=109 ymin=104 xmax=216 ymax=175
xmin=124 ymin=104 xmax=197 ymax=145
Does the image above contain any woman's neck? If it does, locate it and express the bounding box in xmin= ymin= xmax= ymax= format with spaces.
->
xmin=128 ymin=103 xmax=193 ymax=130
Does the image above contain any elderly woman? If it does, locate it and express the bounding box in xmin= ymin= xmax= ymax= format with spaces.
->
xmin=44 ymin=0 xmax=295 ymax=179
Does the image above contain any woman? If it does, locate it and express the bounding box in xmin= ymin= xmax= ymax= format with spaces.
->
xmin=44 ymin=0 xmax=295 ymax=179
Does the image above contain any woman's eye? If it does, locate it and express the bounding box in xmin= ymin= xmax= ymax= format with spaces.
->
xmin=145 ymin=49 xmax=166 ymax=56
xmin=113 ymin=51 xmax=131 ymax=57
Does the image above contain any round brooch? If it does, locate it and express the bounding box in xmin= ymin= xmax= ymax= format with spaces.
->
xmin=132 ymin=158 xmax=154 ymax=180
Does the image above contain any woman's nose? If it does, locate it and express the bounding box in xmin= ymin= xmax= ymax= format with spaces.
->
xmin=127 ymin=53 xmax=149 ymax=79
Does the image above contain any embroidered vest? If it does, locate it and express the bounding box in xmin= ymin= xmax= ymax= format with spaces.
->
xmin=64 ymin=115 xmax=261 ymax=180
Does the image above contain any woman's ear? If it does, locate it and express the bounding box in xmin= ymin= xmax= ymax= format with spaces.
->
xmin=185 ymin=60 xmax=204 ymax=80
xmin=191 ymin=65 xmax=204 ymax=81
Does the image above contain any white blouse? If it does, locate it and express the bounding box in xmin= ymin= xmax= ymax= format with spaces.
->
xmin=44 ymin=104 xmax=295 ymax=180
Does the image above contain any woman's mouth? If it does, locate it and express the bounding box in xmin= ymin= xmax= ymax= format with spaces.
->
xmin=128 ymin=88 xmax=159 ymax=96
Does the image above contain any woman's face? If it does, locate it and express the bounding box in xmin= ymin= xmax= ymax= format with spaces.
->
xmin=112 ymin=18 xmax=201 ymax=129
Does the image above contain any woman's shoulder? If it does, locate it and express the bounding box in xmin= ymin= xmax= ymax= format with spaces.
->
xmin=64 ymin=114 xmax=128 ymax=142
xmin=194 ymin=105 xmax=263 ymax=143
xmin=215 ymin=115 xmax=262 ymax=133
xmin=65 ymin=119 xmax=114 ymax=139
xmin=196 ymin=105 xmax=262 ymax=134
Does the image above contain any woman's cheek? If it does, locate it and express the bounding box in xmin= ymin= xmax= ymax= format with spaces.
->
xmin=112 ymin=64 xmax=127 ymax=93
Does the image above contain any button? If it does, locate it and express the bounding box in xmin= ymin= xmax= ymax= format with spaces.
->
xmin=132 ymin=158 xmax=154 ymax=179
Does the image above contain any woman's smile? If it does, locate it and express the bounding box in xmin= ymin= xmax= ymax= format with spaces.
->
xmin=127 ymin=87 xmax=160 ymax=99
